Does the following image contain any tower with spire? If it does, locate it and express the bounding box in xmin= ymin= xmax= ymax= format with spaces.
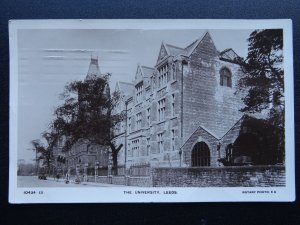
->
xmin=86 ymin=54 xmax=101 ymax=80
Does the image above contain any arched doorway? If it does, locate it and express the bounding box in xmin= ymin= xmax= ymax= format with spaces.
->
xmin=233 ymin=133 xmax=260 ymax=165
xmin=191 ymin=142 xmax=210 ymax=167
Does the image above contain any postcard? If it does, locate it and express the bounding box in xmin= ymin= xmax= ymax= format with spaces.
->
xmin=9 ymin=19 xmax=294 ymax=203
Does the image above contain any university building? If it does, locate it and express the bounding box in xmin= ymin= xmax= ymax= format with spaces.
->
xmin=115 ymin=31 xmax=282 ymax=168
xmin=53 ymin=31 xmax=283 ymax=175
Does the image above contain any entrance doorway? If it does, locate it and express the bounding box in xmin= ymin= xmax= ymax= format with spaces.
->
xmin=191 ymin=142 xmax=210 ymax=167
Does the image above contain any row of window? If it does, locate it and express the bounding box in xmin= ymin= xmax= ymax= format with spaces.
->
xmin=134 ymin=64 xmax=177 ymax=104
xmin=136 ymin=83 xmax=143 ymax=103
xmin=135 ymin=66 xmax=232 ymax=105
xmin=128 ymin=94 xmax=176 ymax=132
xmin=128 ymin=129 xmax=176 ymax=157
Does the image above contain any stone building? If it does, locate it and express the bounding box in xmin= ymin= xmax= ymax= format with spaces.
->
xmin=115 ymin=31 xmax=282 ymax=168
xmin=52 ymin=55 xmax=110 ymax=175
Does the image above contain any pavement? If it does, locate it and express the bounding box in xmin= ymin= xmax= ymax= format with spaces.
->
xmin=17 ymin=176 xmax=126 ymax=187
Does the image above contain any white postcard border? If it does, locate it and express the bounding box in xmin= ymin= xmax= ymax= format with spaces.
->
xmin=9 ymin=19 xmax=295 ymax=203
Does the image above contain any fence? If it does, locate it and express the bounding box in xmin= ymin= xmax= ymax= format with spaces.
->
xmin=114 ymin=165 xmax=125 ymax=176
xmin=98 ymin=166 xmax=108 ymax=176
xmin=128 ymin=163 xmax=151 ymax=177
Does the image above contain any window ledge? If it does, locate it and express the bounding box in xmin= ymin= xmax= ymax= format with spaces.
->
xmin=157 ymin=86 xmax=167 ymax=92
xmin=135 ymin=102 xmax=142 ymax=107
xmin=156 ymin=120 xmax=166 ymax=125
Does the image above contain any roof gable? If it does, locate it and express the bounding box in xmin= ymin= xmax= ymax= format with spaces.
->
xmin=116 ymin=81 xmax=134 ymax=97
xmin=135 ymin=64 xmax=144 ymax=81
xmin=157 ymin=42 xmax=169 ymax=63
xmin=134 ymin=64 xmax=154 ymax=85
xmin=186 ymin=31 xmax=217 ymax=57
xmin=140 ymin=65 xmax=154 ymax=77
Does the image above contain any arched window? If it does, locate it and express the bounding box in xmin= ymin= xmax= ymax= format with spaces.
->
xmin=220 ymin=67 xmax=232 ymax=87
xmin=191 ymin=142 xmax=210 ymax=167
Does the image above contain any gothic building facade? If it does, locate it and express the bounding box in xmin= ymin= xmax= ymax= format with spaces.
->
xmin=115 ymin=31 xmax=281 ymax=168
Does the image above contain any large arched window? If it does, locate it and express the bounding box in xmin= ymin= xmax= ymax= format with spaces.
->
xmin=191 ymin=142 xmax=210 ymax=167
xmin=220 ymin=67 xmax=232 ymax=87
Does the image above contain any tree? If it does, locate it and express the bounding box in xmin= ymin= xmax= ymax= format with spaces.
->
xmin=237 ymin=29 xmax=284 ymax=127
xmin=236 ymin=29 xmax=284 ymax=163
xmin=31 ymin=135 xmax=54 ymax=175
xmin=50 ymin=74 xmax=125 ymax=175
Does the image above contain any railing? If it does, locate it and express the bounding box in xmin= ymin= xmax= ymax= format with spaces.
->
xmin=114 ymin=164 xmax=125 ymax=176
xmin=129 ymin=163 xmax=151 ymax=177
xmin=98 ymin=166 xmax=108 ymax=176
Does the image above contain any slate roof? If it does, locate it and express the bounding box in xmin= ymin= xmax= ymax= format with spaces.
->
xmin=116 ymin=81 xmax=135 ymax=97
xmin=161 ymin=31 xmax=241 ymax=61
xmin=165 ymin=44 xmax=187 ymax=56
xmin=140 ymin=65 xmax=154 ymax=77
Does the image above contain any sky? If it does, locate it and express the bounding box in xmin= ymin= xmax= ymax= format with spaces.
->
xmin=17 ymin=28 xmax=253 ymax=163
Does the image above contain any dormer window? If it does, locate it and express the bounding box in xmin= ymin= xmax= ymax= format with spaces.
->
xmin=158 ymin=64 xmax=168 ymax=88
xmin=136 ymin=82 xmax=143 ymax=103
xmin=220 ymin=67 xmax=232 ymax=87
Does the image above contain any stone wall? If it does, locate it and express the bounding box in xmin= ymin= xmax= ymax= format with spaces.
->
xmin=92 ymin=166 xmax=285 ymax=187
xmin=182 ymin=32 xmax=244 ymax=145
xmin=151 ymin=166 xmax=285 ymax=187
xmin=96 ymin=176 xmax=152 ymax=187
xmin=126 ymin=176 xmax=152 ymax=187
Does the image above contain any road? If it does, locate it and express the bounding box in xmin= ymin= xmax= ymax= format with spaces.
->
xmin=17 ymin=176 xmax=126 ymax=187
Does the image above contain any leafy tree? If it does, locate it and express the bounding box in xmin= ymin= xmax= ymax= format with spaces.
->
xmin=31 ymin=135 xmax=54 ymax=174
xmin=236 ymin=29 xmax=284 ymax=163
xmin=50 ymin=74 xmax=125 ymax=175
xmin=237 ymin=29 xmax=284 ymax=127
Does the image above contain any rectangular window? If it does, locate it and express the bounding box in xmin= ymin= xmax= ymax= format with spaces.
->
xmin=171 ymin=94 xmax=175 ymax=116
xmin=128 ymin=143 xmax=132 ymax=157
xmin=158 ymin=64 xmax=168 ymax=88
xmin=157 ymin=133 xmax=163 ymax=153
xmin=158 ymin=98 xmax=166 ymax=121
xmin=147 ymin=108 xmax=150 ymax=126
xmin=136 ymin=83 xmax=143 ymax=103
xmin=132 ymin=139 xmax=140 ymax=157
xmin=136 ymin=112 xmax=142 ymax=130
xmin=146 ymin=138 xmax=150 ymax=156
xmin=171 ymin=129 xmax=175 ymax=151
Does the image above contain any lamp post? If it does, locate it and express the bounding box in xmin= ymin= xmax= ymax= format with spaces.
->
xmin=84 ymin=163 xmax=88 ymax=182
xmin=124 ymin=99 xmax=129 ymax=173
xmin=179 ymin=148 xmax=182 ymax=167
xmin=95 ymin=161 xmax=99 ymax=182
xmin=180 ymin=59 xmax=188 ymax=168
xmin=217 ymin=142 xmax=221 ymax=166
xmin=108 ymin=149 xmax=113 ymax=184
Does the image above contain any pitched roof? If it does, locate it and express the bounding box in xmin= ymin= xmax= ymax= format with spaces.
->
xmin=116 ymin=81 xmax=135 ymax=97
xmin=165 ymin=44 xmax=187 ymax=56
xmin=157 ymin=31 xmax=211 ymax=61
xmin=140 ymin=65 xmax=154 ymax=77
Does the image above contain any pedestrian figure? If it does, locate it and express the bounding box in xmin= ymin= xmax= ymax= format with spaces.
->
xmin=56 ymin=173 xmax=60 ymax=182
xmin=65 ymin=172 xmax=69 ymax=184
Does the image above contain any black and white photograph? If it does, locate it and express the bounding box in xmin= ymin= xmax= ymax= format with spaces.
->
xmin=9 ymin=19 xmax=294 ymax=203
